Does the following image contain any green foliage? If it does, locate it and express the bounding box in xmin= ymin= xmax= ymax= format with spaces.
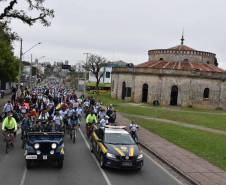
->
xmin=0 ymin=28 xmax=19 ymax=82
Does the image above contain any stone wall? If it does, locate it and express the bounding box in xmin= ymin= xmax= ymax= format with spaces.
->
xmin=148 ymin=52 xmax=215 ymax=65
xmin=111 ymin=72 xmax=226 ymax=109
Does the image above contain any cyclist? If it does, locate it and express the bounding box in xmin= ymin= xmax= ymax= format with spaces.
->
xmin=129 ymin=121 xmax=139 ymax=143
xmin=3 ymin=101 xmax=13 ymax=117
xmin=86 ymin=111 xmax=97 ymax=137
xmin=2 ymin=112 xmax=17 ymax=131
xmin=21 ymin=114 xmax=32 ymax=146
xmin=76 ymin=104 xmax=83 ymax=122
xmin=2 ymin=112 xmax=18 ymax=145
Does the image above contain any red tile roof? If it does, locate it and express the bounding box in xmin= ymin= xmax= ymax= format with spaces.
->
xmin=136 ymin=61 xmax=225 ymax=73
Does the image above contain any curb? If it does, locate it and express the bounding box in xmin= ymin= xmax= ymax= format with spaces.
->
xmin=139 ymin=142 xmax=201 ymax=185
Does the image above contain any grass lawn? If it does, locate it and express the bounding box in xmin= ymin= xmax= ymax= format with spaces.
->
xmin=131 ymin=117 xmax=226 ymax=171
xmin=92 ymin=93 xmax=226 ymax=131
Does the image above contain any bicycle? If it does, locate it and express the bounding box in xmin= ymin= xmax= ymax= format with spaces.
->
xmin=70 ymin=124 xmax=78 ymax=144
xmin=21 ymin=127 xmax=31 ymax=149
xmin=3 ymin=131 xmax=15 ymax=153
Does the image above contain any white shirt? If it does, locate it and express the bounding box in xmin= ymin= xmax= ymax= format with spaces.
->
xmin=39 ymin=112 xmax=49 ymax=120
xmin=59 ymin=109 xmax=68 ymax=118
xmin=98 ymin=111 xmax=106 ymax=120
xmin=76 ymin=108 xmax=83 ymax=116
xmin=100 ymin=119 xmax=108 ymax=127
xmin=3 ymin=103 xmax=13 ymax=113
xmin=53 ymin=115 xmax=62 ymax=125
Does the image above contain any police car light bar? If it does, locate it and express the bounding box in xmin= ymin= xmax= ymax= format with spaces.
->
xmin=104 ymin=125 xmax=127 ymax=129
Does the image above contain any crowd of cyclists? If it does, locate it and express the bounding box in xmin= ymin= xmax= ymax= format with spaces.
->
xmin=0 ymin=81 xmax=119 ymax=150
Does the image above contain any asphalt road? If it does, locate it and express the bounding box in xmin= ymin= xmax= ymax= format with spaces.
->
xmin=0 ymin=120 xmax=186 ymax=185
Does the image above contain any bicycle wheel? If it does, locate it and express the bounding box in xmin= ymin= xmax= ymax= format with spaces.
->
xmin=72 ymin=129 xmax=76 ymax=144
xmin=5 ymin=140 xmax=9 ymax=154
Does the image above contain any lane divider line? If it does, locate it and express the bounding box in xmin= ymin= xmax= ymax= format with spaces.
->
xmin=143 ymin=152 xmax=184 ymax=185
xmin=79 ymin=128 xmax=113 ymax=185
xmin=19 ymin=168 xmax=27 ymax=185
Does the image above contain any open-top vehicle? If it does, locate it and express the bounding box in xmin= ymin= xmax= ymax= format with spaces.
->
xmin=25 ymin=132 xmax=64 ymax=169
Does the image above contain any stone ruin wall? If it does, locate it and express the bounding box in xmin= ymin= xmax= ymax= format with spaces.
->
xmin=111 ymin=72 xmax=226 ymax=109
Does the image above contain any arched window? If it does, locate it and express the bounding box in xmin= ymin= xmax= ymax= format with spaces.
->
xmin=142 ymin=83 xmax=148 ymax=103
xmin=203 ymin=88 xmax=209 ymax=99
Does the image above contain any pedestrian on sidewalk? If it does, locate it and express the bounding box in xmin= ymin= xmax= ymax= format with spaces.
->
xmin=11 ymin=86 xmax=17 ymax=105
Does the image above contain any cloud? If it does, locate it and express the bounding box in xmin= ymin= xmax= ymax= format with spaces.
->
xmin=9 ymin=0 xmax=226 ymax=67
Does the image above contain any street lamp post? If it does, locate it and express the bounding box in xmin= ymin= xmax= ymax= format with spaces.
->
xmin=83 ymin=53 xmax=90 ymax=96
xmin=18 ymin=38 xmax=41 ymax=84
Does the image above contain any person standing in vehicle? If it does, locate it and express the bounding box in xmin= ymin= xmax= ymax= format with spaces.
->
xmin=53 ymin=111 xmax=63 ymax=131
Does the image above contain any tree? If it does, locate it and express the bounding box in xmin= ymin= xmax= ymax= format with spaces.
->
xmin=0 ymin=26 xmax=19 ymax=82
xmin=0 ymin=0 xmax=54 ymax=28
xmin=83 ymin=54 xmax=107 ymax=90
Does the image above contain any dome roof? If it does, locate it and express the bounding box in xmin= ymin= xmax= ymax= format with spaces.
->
xmin=168 ymin=44 xmax=196 ymax=51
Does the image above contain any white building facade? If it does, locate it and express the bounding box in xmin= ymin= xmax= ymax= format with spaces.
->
xmin=88 ymin=66 xmax=112 ymax=84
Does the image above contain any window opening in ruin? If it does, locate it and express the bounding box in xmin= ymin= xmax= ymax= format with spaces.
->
xmin=159 ymin=58 xmax=164 ymax=61
xmin=142 ymin=83 xmax=148 ymax=103
xmin=206 ymin=61 xmax=210 ymax=64
xmin=170 ymin=85 xmax=178 ymax=106
xmin=126 ymin=87 xmax=132 ymax=97
xmin=121 ymin=82 xmax=126 ymax=100
xmin=203 ymin=88 xmax=209 ymax=99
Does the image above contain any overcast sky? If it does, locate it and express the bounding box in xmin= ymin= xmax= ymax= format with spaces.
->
xmin=8 ymin=0 xmax=226 ymax=68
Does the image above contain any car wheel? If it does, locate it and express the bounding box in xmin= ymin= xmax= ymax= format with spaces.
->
xmin=100 ymin=154 xmax=105 ymax=169
xmin=26 ymin=160 xmax=32 ymax=169
xmin=57 ymin=160 xmax=63 ymax=169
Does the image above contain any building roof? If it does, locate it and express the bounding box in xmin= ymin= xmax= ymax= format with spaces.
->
xmin=136 ymin=61 xmax=225 ymax=73
xmin=168 ymin=44 xmax=196 ymax=51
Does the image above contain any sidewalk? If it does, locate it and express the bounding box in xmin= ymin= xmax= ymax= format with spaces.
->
xmin=116 ymin=113 xmax=226 ymax=185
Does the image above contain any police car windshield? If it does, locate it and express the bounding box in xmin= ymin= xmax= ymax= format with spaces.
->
xmin=104 ymin=133 xmax=135 ymax=145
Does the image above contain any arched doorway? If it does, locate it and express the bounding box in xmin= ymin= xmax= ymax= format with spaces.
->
xmin=170 ymin=85 xmax=178 ymax=106
xmin=203 ymin=88 xmax=209 ymax=99
xmin=121 ymin=82 xmax=126 ymax=100
xmin=142 ymin=83 xmax=148 ymax=103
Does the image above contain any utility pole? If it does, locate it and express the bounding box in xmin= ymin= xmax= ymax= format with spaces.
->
xmin=19 ymin=38 xmax=23 ymax=84
xmin=83 ymin=53 xmax=90 ymax=95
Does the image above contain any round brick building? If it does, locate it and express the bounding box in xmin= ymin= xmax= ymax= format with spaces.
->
xmin=111 ymin=39 xmax=226 ymax=108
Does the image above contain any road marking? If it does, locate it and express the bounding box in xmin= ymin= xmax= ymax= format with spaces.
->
xmin=19 ymin=168 xmax=27 ymax=185
xmin=79 ymin=128 xmax=113 ymax=185
xmin=143 ymin=152 xmax=184 ymax=185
